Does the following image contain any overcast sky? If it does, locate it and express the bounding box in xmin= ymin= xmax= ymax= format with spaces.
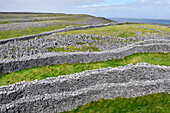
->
xmin=0 ymin=0 xmax=170 ymax=19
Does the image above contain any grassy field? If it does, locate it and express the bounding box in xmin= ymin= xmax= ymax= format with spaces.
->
xmin=0 ymin=24 xmax=79 ymax=40
xmin=0 ymin=13 xmax=170 ymax=112
xmin=57 ymin=24 xmax=169 ymax=38
xmin=0 ymin=13 xmax=112 ymax=39
xmin=0 ymin=13 xmax=100 ymax=24
xmin=61 ymin=92 xmax=170 ymax=113
xmin=135 ymin=24 xmax=170 ymax=33
xmin=0 ymin=52 xmax=170 ymax=86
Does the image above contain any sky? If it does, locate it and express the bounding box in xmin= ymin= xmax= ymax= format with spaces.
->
xmin=0 ymin=0 xmax=170 ymax=19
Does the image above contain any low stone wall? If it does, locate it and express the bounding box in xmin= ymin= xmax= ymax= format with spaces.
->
xmin=0 ymin=39 xmax=170 ymax=75
xmin=136 ymin=25 xmax=170 ymax=35
xmin=0 ymin=22 xmax=126 ymax=45
xmin=0 ymin=63 xmax=170 ymax=113
xmin=1 ymin=34 xmax=169 ymax=60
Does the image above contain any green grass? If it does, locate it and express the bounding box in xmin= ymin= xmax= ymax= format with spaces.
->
xmin=0 ymin=52 xmax=170 ymax=86
xmin=0 ymin=14 xmax=169 ymax=113
xmin=135 ymin=24 xmax=170 ymax=33
xmin=61 ymin=92 xmax=170 ymax=113
xmin=0 ymin=16 xmax=86 ymax=24
xmin=0 ymin=13 xmax=92 ymax=20
xmin=0 ymin=13 xmax=94 ymax=19
xmin=0 ymin=21 xmax=14 ymax=24
xmin=0 ymin=13 xmax=112 ymax=39
xmin=0 ymin=13 xmax=67 ymax=18
xmin=57 ymin=24 xmax=169 ymax=38
xmin=0 ymin=24 xmax=79 ymax=40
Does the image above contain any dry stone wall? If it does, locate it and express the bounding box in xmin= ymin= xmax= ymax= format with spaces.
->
xmin=1 ymin=17 xmax=170 ymax=113
xmin=0 ymin=63 xmax=170 ymax=113
xmin=0 ymin=39 xmax=170 ymax=75
xmin=0 ymin=34 xmax=169 ymax=60
xmin=0 ymin=22 xmax=126 ymax=45
xmin=136 ymin=25 xmax=170 ymax=35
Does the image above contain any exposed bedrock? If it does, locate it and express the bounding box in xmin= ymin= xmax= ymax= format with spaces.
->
xmin=0 ymin=63 xmax=170 ymax=113
xmin=0 ymin=39 xmax=170 ymax=75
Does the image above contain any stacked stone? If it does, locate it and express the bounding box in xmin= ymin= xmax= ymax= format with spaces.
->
xmin=0 ymin=21 xmax=73 ymax=31
xmin=0 ymin=16 xmax=114 ymax=31
xmin=0 ymin=34 xmax=169 ymax=60
xmin=0 ymin=22 xmax=127 ymax=45
xmin=0 ymin=39 xmax=170 ymax=75
xmin=0 ymin=63 xmax=169 ymax=113
xmin=0 ymin=16 xmax=68 ymax=24
xmin=136 ymin=25 xmax=170 ymax=35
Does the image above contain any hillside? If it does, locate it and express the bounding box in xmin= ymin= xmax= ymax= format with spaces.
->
xmin=0 ymin=12 xmax=114 ymax=39
xmin=0 ymin=13 xmax=169 ymax=113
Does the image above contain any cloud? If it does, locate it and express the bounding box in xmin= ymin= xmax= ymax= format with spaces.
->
xmin=0 ymin=0 xmax=169 ymax=19
xmin=139 ymin=0 xmax=148 ymax=3
xmin=0 ymin=0 xmax=104 ymax=5
xmin=79 ymin=0 xmax=170 ymax=19
xmin=0 ymin=0 xmax=104 ymax=13
xmin=138 ymin=0 xmax=170 ymax=5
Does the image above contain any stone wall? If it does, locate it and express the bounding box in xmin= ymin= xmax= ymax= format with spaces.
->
xmin=0 ymin=63 xmax=170 ymax=113
xmin=136 ymin=25 xmax=170 ymax=35
xmin=1 ymin=34 xmax=169 ymax=60
xmin=0 ymin=22 xmax=126 ymax=45
xmin=0 ymin=39 xmax=170 ymax=75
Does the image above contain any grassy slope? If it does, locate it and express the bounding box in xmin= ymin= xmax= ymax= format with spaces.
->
xmin=61 ymin=92 xmax=170 ymax=113
xmin=57 ymin=24 xmax=169 ymax=37
xmin=0 ymin=13 xmax=112 ymax=39
xmin=0 ymin=52 xmax=170 ymax=86
xmin=0 ymin=13 xmax=93 ymax=23
xmin=0 ymin=24 xmax=76 ymax=40
xmin=26 ymin=24 xmax=170 ymax=53
xmin=0 ymin=14 xmax=170 ymax=112
xmin=136 ymin=24 xmax=170 ymax=33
